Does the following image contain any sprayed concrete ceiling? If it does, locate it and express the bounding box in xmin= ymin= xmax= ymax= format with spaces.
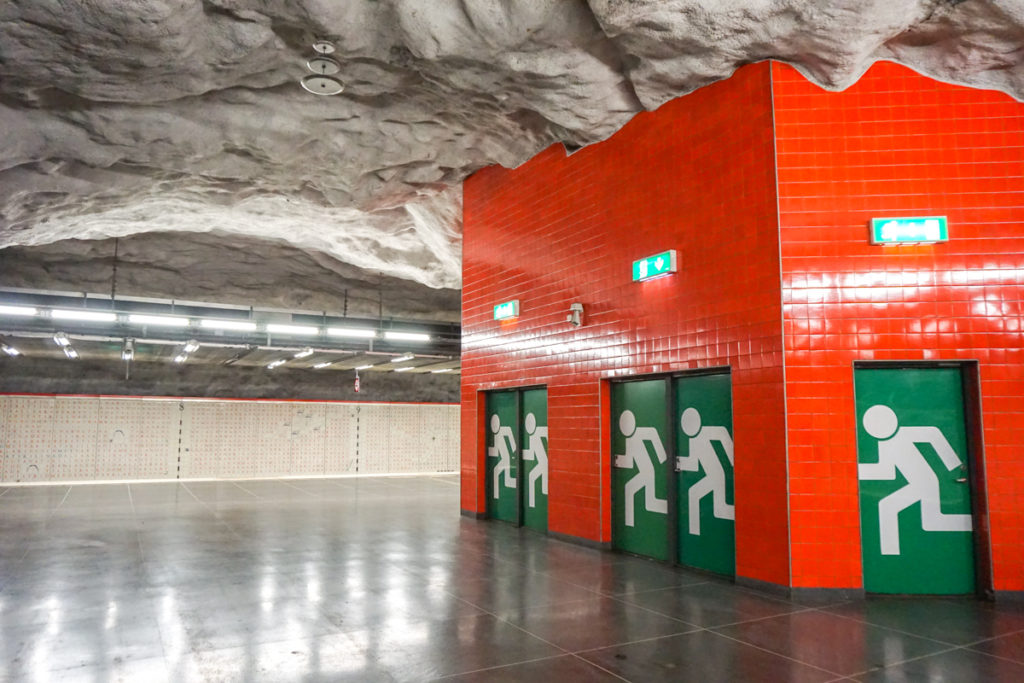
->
xmin=1 ymin=0 xmax=1022 ymax=317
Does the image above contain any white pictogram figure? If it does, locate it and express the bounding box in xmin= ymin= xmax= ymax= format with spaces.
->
xmin=521 ymin=413 xmax=548 ymax=509
xmin=858 ymin=404 xmax=972 ymax=555
xmin=676 ymin=407 xmax=735 ymax=535
xmin=488 ymin=414 xmax=517 ymax=498
xmin=613 ymin=410 xmax=668 ymax=527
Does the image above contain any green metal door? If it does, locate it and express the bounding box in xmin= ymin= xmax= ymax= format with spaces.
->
xmin=485 ymin=391 xmax=519 ymax=523
xmin=855 ymin=367 xmax=975 ymax=594
xmin=611 ymin=380 xmax=669 ymax=561
xmin=675 ymin=373 xmax=735 ymax=576
xmin=520 ymin=388 xmax=548 ymax=532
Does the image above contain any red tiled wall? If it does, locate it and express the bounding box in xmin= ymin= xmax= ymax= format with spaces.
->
xmin=774 ymin=61 xmax=1024 ymax=591
xmin=462 ymin=63 xmax=791 ymax=585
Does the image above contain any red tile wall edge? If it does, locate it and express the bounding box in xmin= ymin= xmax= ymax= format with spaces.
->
xmin=462 ymin=63 xmax=790 ymax=585
xmin=773 ymin=61 xmax=1024 ymax=591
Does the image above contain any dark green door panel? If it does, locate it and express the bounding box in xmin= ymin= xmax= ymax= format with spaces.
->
xmin=611 ymin=380 xmax=669 ymax=561
xmin=675 ymin=373 xmax=735 ymax=576
xmin=485 ymin=391 xmax=518 ymax=523
xmin=521 ymin=389 xmax=548 ymax=532
xmin=855 ymin=367 xmax=975 ymax=595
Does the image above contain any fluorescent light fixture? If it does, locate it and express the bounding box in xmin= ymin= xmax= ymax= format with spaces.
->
xmin=431 ymin=368 xmax=454 ymax=374
xmin=183 ymin=340 xmax=200 ymax=353
xmin=63 ymin=346 xmax=79 ymax=359
xmin=267 ymin=323 xmax=319 ymax=335
xmin=293 ymin=348 xmax=314 ymax=359
xmin=390 ymin=354 xmax=414 ymax=363
xmin=1 ymin=344 xmax=19 ymax=357
xmin=173 ymin=353 xmax=188 ymax=364
xmin=267 ymin=359 xmax=287 ymax=369
xmin=200 ymin=319 xmax=257 ymax=332
xmin=0 ymin=305 xmax=38 ymax=317
xmin=394 ymin=366 xmax=414 ymax=372
xmin=52 ymin=309 xmax=117 ymax=322
xmin=327 ymin=327 xmax=376 ymax=338
xmin=52 ymin=332 xmax=70 ymax=347
xmin=354 ymin=364 xmax=374 ymax=370
xmin=312 ymin=361 xmax=333 ymax=369
xmin=384 ymin=331 xmax=430 ymax=342
xmin=128 ymin=314 xmax=189 ymax=327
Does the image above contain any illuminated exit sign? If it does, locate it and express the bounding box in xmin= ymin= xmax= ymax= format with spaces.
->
xmin=632 ymin=250 xmax=677 ymax=282
xmin=871 ymin=216 xmax=948 ymax=245
xmin=493 ymin=300 xmax=519 ymax=320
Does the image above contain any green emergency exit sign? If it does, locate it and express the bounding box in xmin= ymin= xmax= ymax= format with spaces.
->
xmin=871 ymin=216 xmax=948 ymax=245
xmin=493 ymin=300 xmax=519 ymax=320
xmin=632 ymin=250 xmax=678 ymax=282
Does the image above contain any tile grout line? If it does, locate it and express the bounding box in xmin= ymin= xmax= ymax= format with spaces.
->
xmin=709 ymin=629 xmax=847 ymax=678
xmin=229 ymin=480 xmax=263 ymax=499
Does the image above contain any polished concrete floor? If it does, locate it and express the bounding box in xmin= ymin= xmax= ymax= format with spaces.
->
xmin=1 ymin=476 xmax=1023 ymax=682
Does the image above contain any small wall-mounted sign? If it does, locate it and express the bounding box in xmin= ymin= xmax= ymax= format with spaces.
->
xmin=632 ymin=250 xmax=678 ymax=282
xmin=871 ymin=216 xmax=948 ymax=245
xmin=493 ymin=300 xmax=520 ymax=321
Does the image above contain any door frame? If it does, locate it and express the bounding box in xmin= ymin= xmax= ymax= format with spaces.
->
xmin=482 ymin=384 xmax=547 ymax=530
xmin=852 ymin=360 xmax=992 ymax=598
xmin=607 ymin=366 xmax=734 ymax=571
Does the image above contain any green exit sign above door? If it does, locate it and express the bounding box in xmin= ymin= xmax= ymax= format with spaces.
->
xmin=493 ymin=300 xmax=519 ymax=320
xmin=871 ymin=216 xmax=948 ymax=245
xmin=632 ymin=250 xmax=678 ymax=282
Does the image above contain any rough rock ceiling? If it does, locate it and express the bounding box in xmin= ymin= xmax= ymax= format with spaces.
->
xmin=1 ymin=1 xmax=1021 ymax=314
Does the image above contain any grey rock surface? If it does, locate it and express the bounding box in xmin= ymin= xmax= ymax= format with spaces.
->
xmin=1 ymin=0 xmax=1021 ymax=306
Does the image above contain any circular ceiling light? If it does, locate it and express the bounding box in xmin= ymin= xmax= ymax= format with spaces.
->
xmin=307 ymin=55 xmax=341 ymax=75
xmin=301 ymin=74 xmax=344 ymax=95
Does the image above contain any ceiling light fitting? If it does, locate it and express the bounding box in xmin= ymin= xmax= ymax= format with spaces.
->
xmin=385 ymin=331 xmax=430 ymax=342
xmin=267 ymin=323 xmax=318 ymax=336
xmin=267 ymin=359 xmax=287 ymax=369
xmin=327 ymin=327 xmax=376 ymax=338
xmin=183 ymin=340 xmax=200 ymax=353
xmin=301 ymin=41 xmax=344 ymax=96
xmin=0 ymin=305 xmax=38 ymax=317
xmin=63 ymin=346 xmax=79 ymax=360
xmin=200 ymin=319 xmax=257 ymax=332
xmin=52 ymin=332 xmax=70 ymax=347
xmin=2 ymin=344 xmax=19 ymax=357
xmin=122 ymin=339 xmax=134 ymax=361
xmin=129 ymin=314 xmax=189 ymax=327
xmin=293 ymin=348 xmax=314 ymax=359
xmin=52 ymin=309 xmax=117 ymax=322
xmin=312 ymin=361 xmax=333 ymax=369
xmin=390 ymin=354 xmax=414 ymax=363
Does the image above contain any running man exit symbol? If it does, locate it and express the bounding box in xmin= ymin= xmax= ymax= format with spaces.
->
xmin=632 ymin=250 xmax=678 ymax=282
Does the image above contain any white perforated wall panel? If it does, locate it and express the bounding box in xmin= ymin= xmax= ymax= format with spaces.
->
xmin=0 ymin=395 xmax=458 ymax=483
